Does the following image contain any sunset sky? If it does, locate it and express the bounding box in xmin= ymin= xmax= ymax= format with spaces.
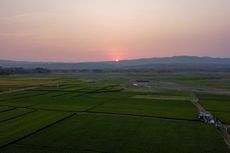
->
xmin=0 ymin=0 xmax=230 ymax=62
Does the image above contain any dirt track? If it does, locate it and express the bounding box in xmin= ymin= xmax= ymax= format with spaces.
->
xmin=190 ymin=94 xmax=205 ymax=112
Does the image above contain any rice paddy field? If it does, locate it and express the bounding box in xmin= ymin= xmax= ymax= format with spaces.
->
xmin=0 ymin=73 xmax=229 ymax=153
xmin=197 ymin=94 xmax=230 ymax=124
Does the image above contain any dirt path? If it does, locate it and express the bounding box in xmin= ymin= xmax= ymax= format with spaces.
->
xmin=190 ymin=93 xmax=206 ymax=112
xmin=0 ymin=87 xmax=37 ymax=95
xmin=190 ymin=93 xmax=230 ymax=151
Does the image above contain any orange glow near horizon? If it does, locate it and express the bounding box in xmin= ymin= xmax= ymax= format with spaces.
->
xmin=0 ymin=0 xmax=229 ymax=62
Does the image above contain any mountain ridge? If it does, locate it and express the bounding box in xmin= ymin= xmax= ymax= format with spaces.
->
xmin=0 ymin=56 xmax=230 ymax=70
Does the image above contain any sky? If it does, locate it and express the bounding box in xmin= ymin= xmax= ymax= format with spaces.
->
xmin=0 ymin=0 xmax=230 ymax=62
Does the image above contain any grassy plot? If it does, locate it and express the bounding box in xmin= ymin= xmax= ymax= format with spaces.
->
xmin=90 ymin=92 xmax=197 ymax=120
xmin=0 ymin=110 xmax=71 ymax=147
xmin=133 ymin=95 xmax=189 ymax=100
xmin=197 ymin=93 xmax=230 ymax=124
xmin=141 ymin=90 xmax=190 ymax=97
xmin=29 ymin=86 xmax=120 ymax=112
xmin=32 ymin=94 xmax=108 ymax=112
xmin=158 ymin=73 xmax=230 ymax=89
xmin=198 ymin=94 xmax=230 ymax=111
xmin=0 ymin=106 xmax=14 ymax=112
xmin=0 ymin=77 xmax=56 ymax=92
xmin=0 ymin=92 xmax=27 ymax=103
xmin=0 ymin=90 xmax=66 ymax=107
xmin=1 ymin=114 xmax=228 ymax=153
xmin=0 ymin=108 xmax=34 ymax=122
xmin=212 ymin=112 xmax=230 ymax=124
xmin=0 ymin=91 xmax=52 ymax=107
xmin=0 ymin=86 xmax=120 ymax=112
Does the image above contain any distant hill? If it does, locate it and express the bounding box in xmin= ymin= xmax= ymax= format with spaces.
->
xmin=118 ymin=56 xmax=230 ymax=66
xmin=1 ymin=56 xmax=230 ymax=71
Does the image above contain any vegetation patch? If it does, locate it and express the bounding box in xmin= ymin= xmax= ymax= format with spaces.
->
xmin=91 ymin=95 xmax=197 ymax=120
xmin=0 ymin=106 xmax=14 ymax=112
xmin=1 ymin=114 xmax=227 ymax=153
xmin=211 ymin=111 xmax=230 ymax=124
xmin=0 ymin=108 xmax=34 ymax=122
xmin=0 ymin=110 xmax=71 ymax=147
xmin=197 ymin=93 xmax=230 ymax=123
xmin=133 ymin=95 xmax=189 ymax=100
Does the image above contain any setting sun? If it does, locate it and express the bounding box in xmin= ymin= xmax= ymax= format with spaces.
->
xmin=0 ymin=0 xmax=229 ymax=62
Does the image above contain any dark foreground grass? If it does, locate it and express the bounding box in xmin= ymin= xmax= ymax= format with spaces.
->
xmin=0 ymin=108 xmax=33 ymax=122
xmin=91 ymin=96 xmax=197 ymax=120
xmin=212 ymin=112 xmax=230 ymax=124
xmin=0 ymin=106 xmax=14 ymax=112
xmin=1 ymin=114 xmax=228 ymax=153
xmin=0 ymin=110 xmax=70 ymax=147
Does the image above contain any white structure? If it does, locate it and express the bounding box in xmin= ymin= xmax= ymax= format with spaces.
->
xmin=198 ymin=112 xmax=217 ymax=124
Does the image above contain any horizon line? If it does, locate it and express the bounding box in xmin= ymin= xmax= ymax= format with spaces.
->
xmin=0 ymin=55 xmax=230 ymax=64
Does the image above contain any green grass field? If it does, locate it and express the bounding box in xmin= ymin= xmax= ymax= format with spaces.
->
xmin=1 ymin=114 xmax=228 ymax=153
xmin=90 ymin=94 xmax=197 ymax=120
xmin=0 ymin=106 xmax=14 ymax=112
xmin=0 ymin=74 xmax=229 ymax=153
xmin=197 ymin=93 xmax=230 ymax=124
xmin=0 ymin=108 xmax=34 ymax=122
xmin=0 ymin=110 xmax=71 ymax=147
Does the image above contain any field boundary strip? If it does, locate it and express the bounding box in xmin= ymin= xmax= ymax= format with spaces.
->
xmin=0 ymin=103 xmax=39 ymax=110
xmin=14 ymin=91 xmax=55 ymax=100
xmin=0 ymin=104 xmax=199 ymax=122
xmin=83 ymin=111 xmax=199 ymax=122
xmin=0 ymin=110 xmax=37 ymax=123
xmin=0 ymin=87 xmax=37 ymax=95
xmin=0 ymin=91 xmax=51 ymax=101
xmin=0 ymin=104 xmax=76 ymax=113
xmin=52 ymin=87 xmax=88 ymax=97
xmin=85 ymin=102 xmax=107 ymax=112
xmin=72 ymin=85 xmax=119 ymax=97
xmin=0 ymin=113 xmax=76 ymax=150
xmin=0 ymin=108 xmax=16 ymax=113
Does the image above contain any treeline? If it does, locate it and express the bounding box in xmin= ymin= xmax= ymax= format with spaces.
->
xmin=0 ymin=67 xmax=50 ymax=75
xmin=1 ymin=63 xmax=229 ymax=75
xmin=53 ymin=63 xmax=230 ymax=73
